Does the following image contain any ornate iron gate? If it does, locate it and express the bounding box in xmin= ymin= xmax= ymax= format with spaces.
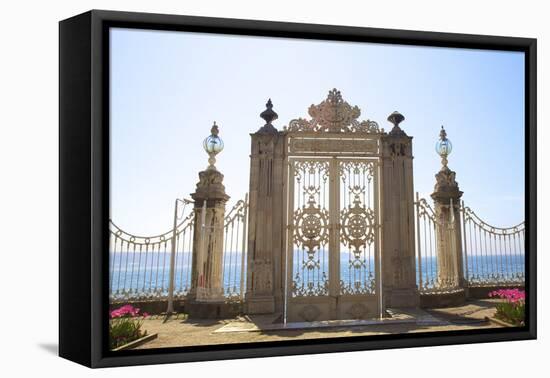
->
xmin=283 ymin=89 xmax=383 ymax=322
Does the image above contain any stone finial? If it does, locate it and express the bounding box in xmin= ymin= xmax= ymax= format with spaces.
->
xmin=257 ymin=99 xmax=279 ymax=134
xmin=261 ymin=99 xmax=278 ymax=124
xmin=387 ymin=111 xmax=407 ymax=137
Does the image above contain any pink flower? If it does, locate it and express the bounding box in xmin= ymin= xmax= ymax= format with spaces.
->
xmin=489 ymin=289 xmax=525 ymax=304
xmin=110 ymin=304 xmax=141 ymax=319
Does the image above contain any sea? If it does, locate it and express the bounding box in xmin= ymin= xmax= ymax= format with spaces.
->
xmin=109 ymin=251 xmax=525 ymax=297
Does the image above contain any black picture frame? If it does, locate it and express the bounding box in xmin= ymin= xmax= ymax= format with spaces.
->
xmin=59 ymin=9 xmax=537 ymax=368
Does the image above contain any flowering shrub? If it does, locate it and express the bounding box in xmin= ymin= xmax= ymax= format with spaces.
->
xmin=488 ymin=289 xmax=525 ymax=326
xmin=109 ymin=305 xmax=149 ymax=349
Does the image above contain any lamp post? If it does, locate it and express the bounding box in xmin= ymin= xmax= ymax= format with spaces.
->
xmin=431 ymin=125 xmax=465 ymax=296
xmin=187 ymin=122 xmax=230 ymax=317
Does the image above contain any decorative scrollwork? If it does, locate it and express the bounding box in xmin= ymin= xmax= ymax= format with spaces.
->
xmin=462 ymin=205 xmax=525 ymax=235
xmin=293 ymin=160 xmax=330 ymax=184
xmin=338 ymin=161 xmax=375 ymax=182
xmin=284 ymin=89 xmax=382 ymax=134
xmin=292 ymin=160 xmax=330 ymax=270
xmin=339 ymin=161 xmax=376 ymax=266
xmin=224 ymin=198 xmax=247 ymax=224
xmin=109 ymin=209 xmax=194 ymax=246
xmin=340 ymin=274 xmax=376 ymax=295
xmin=293 ymin=201 xmax=330 ymax=270
xmin=292 ymin=272 xmax=329 ymax=297
xmin=415 ymin=197 xmax=438 ymax=222
xmin=340 ymin=201 xmax=375 ymax=258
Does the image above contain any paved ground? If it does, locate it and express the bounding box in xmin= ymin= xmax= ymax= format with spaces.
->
xmin=135 ymin=299 xmax=505 ymax=349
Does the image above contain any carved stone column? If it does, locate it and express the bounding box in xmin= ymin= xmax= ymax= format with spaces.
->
xmin=380 ymin=112 xmax=419 ymax=308
xmin=186 ymin=124 xmax=230 ymax=318
xmin=244 ymin=100 xmax=286 ymax=314
xmin=431 ymin=126 xmax=465 ymax=291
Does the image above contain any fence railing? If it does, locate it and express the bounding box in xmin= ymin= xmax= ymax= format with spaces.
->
xmin=109 ymin=210 xmax=195 ymax=302
xmin=462 ymin=204 xmax=525 ymax=286
xmin=414 ymin=195 xmax=461 ymax=293
xmin=415 ymin=193 xmax=525 ymax=294
xmin=109 ymin=196 xmax=249 ymax=303
xmin=222 ymin=195 xmax=248 ymax=301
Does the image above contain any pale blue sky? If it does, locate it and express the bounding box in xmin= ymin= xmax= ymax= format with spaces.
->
xmin=110 ymin=28 xmax=525 ymax=235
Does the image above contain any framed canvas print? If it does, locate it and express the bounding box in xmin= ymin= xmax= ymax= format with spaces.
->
xmin=59 ymin=10 xmax=537 ymax=368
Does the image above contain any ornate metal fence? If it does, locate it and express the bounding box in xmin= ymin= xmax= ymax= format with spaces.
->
xmin=414 ymin=195 xmax=460 ymax=293
xmin=222 ymin=195 xmax=248 ymax=301
xmin=461 ymin=203 xmax=525 ymax=286
xmin=109 ymin=211 xmax=195 ymax=302
xmin=109 ymin=196 xmax=249 ymax=303
xmin=415 ymin=193 xmax=525 ymax=294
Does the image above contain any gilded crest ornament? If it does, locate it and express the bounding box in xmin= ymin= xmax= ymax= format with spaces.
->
xmin=285 ymin=88 xmax=381 ymax=133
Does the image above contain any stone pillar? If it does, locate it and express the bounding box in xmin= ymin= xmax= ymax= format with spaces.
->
xmin=380 ymin=112 xmax=420 ymax=308
xmin=244 ymin=100 xmax=286 ymax=314
xmin=431 ymin=126 xmax=465 ymax=290
xmin=186 ymin=125 xmax=230 ymax=318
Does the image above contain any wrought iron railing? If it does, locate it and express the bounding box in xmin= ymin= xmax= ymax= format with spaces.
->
xmin=415 ymin=193 xmax=525 ymax=294
xmin=109 ymin=196 xmax=249 ymax=302
xmin=222 ymin=194 xmax=248 ymax=301
xmin=414 ymin=195 xmax=460 ymax=293
xmin=461 ymin=204 xmax=525 ymax=286
xmin=109 ymin=211 xmax=194 ymax=302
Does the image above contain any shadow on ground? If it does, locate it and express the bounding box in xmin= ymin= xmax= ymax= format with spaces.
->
xmin=38 ymin=343 xmax=58 ymax=355
xmin=425 ymin=299 xmax=497 ymax=325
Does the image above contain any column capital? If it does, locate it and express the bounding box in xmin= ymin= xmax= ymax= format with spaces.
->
xmin=431 ymin=166 xmax=463 ymax=203
xmin=191 ymin=169 xmax=230 ymax=204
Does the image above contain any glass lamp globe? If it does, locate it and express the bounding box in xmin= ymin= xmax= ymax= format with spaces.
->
xmin=435 ymin=126 xmax=452 ymax=157
xmin=203 ymin=122 xmax=224 ymax=155
xmin=203 ymin=134 xmax=224 ymax=155
xmin=435 ymin=138 xmax=452 ymax=157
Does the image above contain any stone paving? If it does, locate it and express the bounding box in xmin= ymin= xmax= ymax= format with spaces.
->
xmin=134 ymin=299 xmax=505 ymax=350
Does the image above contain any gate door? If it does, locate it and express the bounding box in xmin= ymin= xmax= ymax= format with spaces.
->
xmin=283 ymin=90 xmax=383 ymax=322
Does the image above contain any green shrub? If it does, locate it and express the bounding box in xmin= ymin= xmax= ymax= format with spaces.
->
xmin=109 ymin=305 xmax=149 ymax=349
xmin=489 ymin=289 xmax=525 ymax=326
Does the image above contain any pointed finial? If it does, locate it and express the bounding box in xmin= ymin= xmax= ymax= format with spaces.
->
xmin=387 ymin=111 xmax=407 ymax=136
xmin=439 ymin=125 xmax=447 ymax=140
xmin=257 ymin=98 xmax=279 ymax=133
xmin=260 ymin=98 xmax=278 ymax=125
xmin=211 ymin=121 xmax=219 ymax=136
